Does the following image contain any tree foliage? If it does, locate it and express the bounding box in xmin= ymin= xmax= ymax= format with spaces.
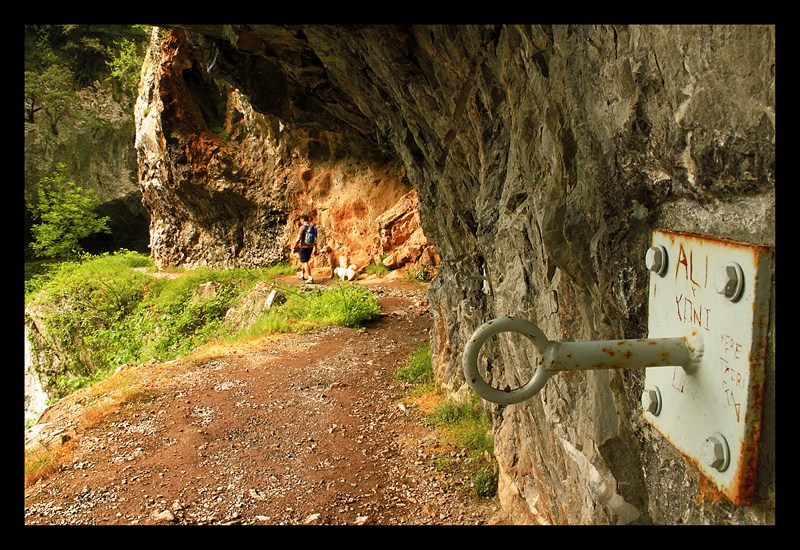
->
xmin=24 ymin=24 xmax=153 ymax=258
xmin=28 ymin=164 xmax=111 ymax=259
xmin=24 ymin=24 xmax=151 ymax=122
xmin=24 ymin=65 xmax=79 ymax=133
xmin=106 ymin=36 xmax=149 ymax=104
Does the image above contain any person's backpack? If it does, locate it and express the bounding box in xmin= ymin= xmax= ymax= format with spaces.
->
xmin=304 ymin=224 xmax=317 ymax=246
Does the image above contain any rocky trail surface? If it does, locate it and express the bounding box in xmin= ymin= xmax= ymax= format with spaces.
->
xmin=23 ymin=276 xmax=501 ymax=526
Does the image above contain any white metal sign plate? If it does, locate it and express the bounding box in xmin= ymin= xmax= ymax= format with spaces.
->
xmin=644 ymin=230 xmax=773 ymax=504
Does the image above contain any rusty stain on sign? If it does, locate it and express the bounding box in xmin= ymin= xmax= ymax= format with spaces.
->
xmin=643 ymin=230 xmax=774 ymax=505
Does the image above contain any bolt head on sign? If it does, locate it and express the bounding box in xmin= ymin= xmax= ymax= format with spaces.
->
xmin=641 ymin=389 xmax=660 ymax=415
xmin=714 ymin=264 xmax=741 ymax=299
xmin=702 ymin=436 xmax=726 ymax=471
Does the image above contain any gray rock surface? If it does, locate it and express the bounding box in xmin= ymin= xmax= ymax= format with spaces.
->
xmin=136 ymin=25 xmax=775 ymax=524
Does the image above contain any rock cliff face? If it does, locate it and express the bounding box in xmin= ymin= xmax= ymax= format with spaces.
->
xmin=136 ymin=25 xmax=775 ymax=524
xmin=25 ymin=86 xmax=150 ymax=255
xmin=134 ymin=29 xmax=437 ymax=273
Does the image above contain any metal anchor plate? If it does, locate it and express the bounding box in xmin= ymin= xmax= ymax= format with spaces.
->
xmin=644 ymin=230 xmax=774 ymax=505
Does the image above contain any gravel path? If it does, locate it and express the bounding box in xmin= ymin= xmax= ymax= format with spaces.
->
xmin=23 ymin=279 xmax=502 ymax=526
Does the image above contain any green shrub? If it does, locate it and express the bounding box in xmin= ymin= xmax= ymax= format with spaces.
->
xmin=405 ymin=267 xmax=427 ymax=283
xmin=26 ymin=251 xmax=153 ymax=394
xmin=142 ymin=282 xmax=239 ymax=360
xmin=24 ymin=259 xmax=65 ymax=298
xmin=27 ymin=163 xmax=111 ymax=259
xmin=26 ymin=254 xmax=255 ymax=398
xmin=470 ymin=466 xmax=499 ymax=498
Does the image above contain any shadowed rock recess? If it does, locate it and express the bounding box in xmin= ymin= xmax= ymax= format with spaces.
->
xmin=135 ymin=25 xmax=775 ymax=524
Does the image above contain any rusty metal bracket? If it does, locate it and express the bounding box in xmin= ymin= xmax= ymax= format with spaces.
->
xmin=643 ymin=230 xmax=774 ymax=505
xmin=462 ymin=317 xmax=703 ymax=406
xmin=461 ymin=229 xmax=774 ymax=505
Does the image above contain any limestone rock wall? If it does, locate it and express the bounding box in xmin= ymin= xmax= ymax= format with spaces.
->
xmin=134 ymin=29 xmax=429 ymax=272
xmin=413 ymin=25 xmax=776 ymax=525
xmin=144 ymin=25 xmax=775 ymax=524
xmin=25 ymin=86 xmax=149 ymax=255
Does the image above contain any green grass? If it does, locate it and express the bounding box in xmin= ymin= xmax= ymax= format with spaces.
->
xmin=404 ymin=264 xmax=439 ymax=284
xmin=227 ymin=311 xmax=298 ymax=340
xmin=286 ymin=281 xmax=381 ymax=328
xmin=23 ymin=253 xmax=382 ymax=486
xmin=428 ymin=397 xmax=498 ymax=498
xmin=365 ymin=261 xmax=389 ymax=277
xmin=395 ymin=344 xmax=498 ymax=499
xmin=396 ymin=343 xmax=433 ymax=384
xmin=25 ymin=252 xmax=381 ymax=403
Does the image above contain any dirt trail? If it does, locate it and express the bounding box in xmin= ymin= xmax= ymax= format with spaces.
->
xmin=23 ymin=275 xmax=501 ymax=526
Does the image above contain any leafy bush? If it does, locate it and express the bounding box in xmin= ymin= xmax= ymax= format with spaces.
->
xmin=105 ymin=32 xmax=150 ymax=105
xmin=26 ymin=252 xmax=152 ymax=391
xmin=27 ymin=163 xmax=111 ymax=259
xmin=317 ymin=283 xmax=381 ymax=327
xmin=24 ymin=259 xmax=64 ymax=297
xmin=470 ymin=466 xmax=499 ymax=498
xmin=405 ymin=267 xmax=425 ymax=282
xmin=25 ymin=24 xmax=151 ymax=95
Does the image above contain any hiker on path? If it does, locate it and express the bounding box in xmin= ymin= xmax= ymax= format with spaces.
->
xmin=293 ymin=214 xmax=317 ymax=283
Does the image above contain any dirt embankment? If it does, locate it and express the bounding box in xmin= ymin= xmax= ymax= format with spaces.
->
xmin=23 ymin=275 xmax=502 ymax=526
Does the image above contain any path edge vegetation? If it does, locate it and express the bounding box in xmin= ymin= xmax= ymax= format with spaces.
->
xmin=395 ymin=344 xmax=499 ymax=500
xmin=24 ymin=251 xmax=497 ymax=501
xmin=24 ymin=251 xmax=379 ymax=406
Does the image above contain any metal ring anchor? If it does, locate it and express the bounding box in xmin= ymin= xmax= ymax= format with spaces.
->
xmin=462 ymin=317 xmax=555 ymax=405
xmin=463 ymin=316 xmax=701 ymax=405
